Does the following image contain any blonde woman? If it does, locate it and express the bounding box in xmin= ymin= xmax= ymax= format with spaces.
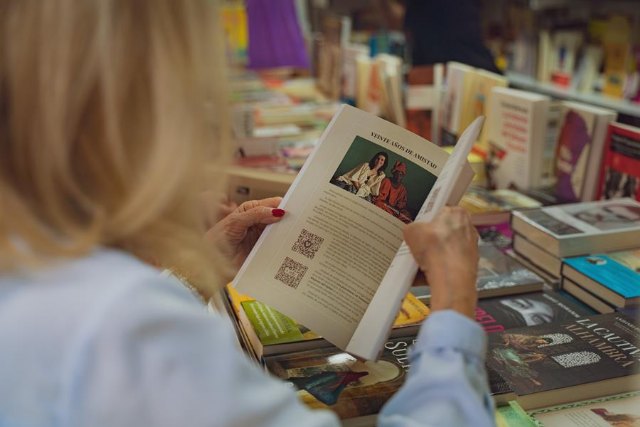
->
xmin=0 ymin=1 xmax=493 ymax=426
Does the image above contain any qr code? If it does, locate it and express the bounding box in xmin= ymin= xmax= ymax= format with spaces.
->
xmin=275 ymin=257 xmax=308 ymax=289
xmin=291 ymin=229 xmax=324 ymax=260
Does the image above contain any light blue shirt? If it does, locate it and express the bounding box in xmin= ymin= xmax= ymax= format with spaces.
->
xmin=0 ymin=249 xmax=495 ymax=426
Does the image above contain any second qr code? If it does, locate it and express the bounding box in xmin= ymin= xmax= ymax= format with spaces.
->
xmin=291 ymin=229 xmax=324 ymax=259
xmin=275 ymin=257 xmax=308 ymax=289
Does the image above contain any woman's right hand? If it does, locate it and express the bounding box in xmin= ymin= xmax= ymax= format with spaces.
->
xmin=403 ymin=207 xmax=479 ymax=319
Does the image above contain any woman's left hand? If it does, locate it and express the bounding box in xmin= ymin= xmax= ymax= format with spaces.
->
xmin=206 ymin=197 xmax=285 ymax=267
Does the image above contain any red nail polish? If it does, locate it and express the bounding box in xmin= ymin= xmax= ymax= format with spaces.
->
xmin=272 ymin=208 xmax=285 ymax=217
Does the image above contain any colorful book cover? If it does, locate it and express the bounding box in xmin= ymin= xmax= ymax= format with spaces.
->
xmin=554 ymin=102 xmax=616 ymax=202
xmin=495 ymin=401 xmax=541 ymax=427
xmin=229 ymin=284 xmax=430 ymax=354
xmin=563 ymin=249 xmax=640 ymax=305
xmin=597 ymin=123 xmax=640 ymax=202
xmin=487 ymin=313 xmax=640 ymax=409
xmin=476 ymin=291 xmax=595 ymax=334
xmin=460 ymin=187 xmax=541 ymax=225
xmin=529 ymin=391 xmax=640 ymax=426
xmin=264 ymin=336 xmax=415 ymax=420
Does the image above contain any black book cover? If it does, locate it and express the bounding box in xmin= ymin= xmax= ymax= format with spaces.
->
xmin=487 ymin=313 xmax=640 ymax=399
xmin=476 ymin=290 xmax=595 ymax=334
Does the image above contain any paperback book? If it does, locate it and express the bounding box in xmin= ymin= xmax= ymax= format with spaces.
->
xmin=510 ymin=198 xmax=640 ymax=258
xmin=487 ymin=313 xmax=640 ymax=410
xmin=596 ymin=122 xmax=640 ymax=202
xmin=475 ymin=290 xmax=594 ymax=334
xmin=234 ymin=105 xmax=483 ymax=360
xmin=553 ymin=101 xmax=616 ymax=202
xmin=460 ymin=186 xmax=542 ymax=226
xmin=562 ymin=248 xmax=640 ymax=308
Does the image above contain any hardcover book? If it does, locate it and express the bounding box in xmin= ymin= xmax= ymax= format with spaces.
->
xmin=264 ymin=336 xmax=416 ymax=422
xmin=412 ymin=243 xmax=545 ymax=304
xmin=596 ymin=122 xmax=640 ymax=202
xmin=440 ymin=62 xmax=475 ymax=146
xmin=475 ymin=290 xmax=594 ymax=334
xmin=562 ymin=249 xmax=640 ymax=308
xmin=510 ymin=198 xmax=640 ymax=258
xmin=529 ymin=391 xmax=640 ymax=427
xmin=234 ymin=105 xmax=483 ymax=360
xmin=487 ymin=313 xmax=640 ymax=410
xmin=553 ymin=101 xmax=616 ymax=202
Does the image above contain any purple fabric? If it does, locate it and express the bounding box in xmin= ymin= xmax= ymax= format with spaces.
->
xmin=246 ymin=0 xmax=310 ymax=69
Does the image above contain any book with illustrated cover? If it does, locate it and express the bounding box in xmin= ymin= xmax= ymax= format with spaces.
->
xmin=562 ymin=248 xmax=640 ymax=308
xmin=475 ymin=291 xmax=595 ymax=334
xmin=225 ymin=284 xmax=430 ymax=359
xmin=553 ymin=101 xmax=616 ymax=202
xmin=264 ymin=336 xmax=415 ymax=423
xmin=510 ymin=198 xmax=640 ymax=258
xmin=596 ymin=122 xmax=640 ymax=202
xmin=487 ymin=313 xmax=640 ymax=410
xmin=413 ymin=243 xmax=545 ymax=304
xmin=529 ymin=391 xmax=640 ymax=426
xmin=234 ymin=105 xmax=483 ymax=360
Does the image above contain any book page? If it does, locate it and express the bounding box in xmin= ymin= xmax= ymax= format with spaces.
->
xmin=234 ymin=105 xmax=450 ymax=350
xmin=348 ymin=117 xmax=484 ymax=359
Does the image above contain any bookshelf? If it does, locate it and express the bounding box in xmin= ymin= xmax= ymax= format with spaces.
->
xmin=507 ymin=71 xmax=640 ymax=118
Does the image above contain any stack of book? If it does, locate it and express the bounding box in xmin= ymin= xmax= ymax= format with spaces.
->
xmin=561 ymin=248 xmax=640 ymax=314
xmin=510 ymin=198 xmax=640 ymax=280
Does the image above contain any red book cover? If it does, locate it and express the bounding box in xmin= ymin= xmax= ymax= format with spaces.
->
xmin=596 ymin=123 xmax=640 ymax=202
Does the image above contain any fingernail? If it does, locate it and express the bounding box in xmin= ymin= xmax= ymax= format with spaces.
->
xmin=272 ymin=208 xmax=285 ymax=217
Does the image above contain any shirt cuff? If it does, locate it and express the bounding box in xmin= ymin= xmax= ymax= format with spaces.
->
xmin=415 ymin=310 xmax=487 ymax=359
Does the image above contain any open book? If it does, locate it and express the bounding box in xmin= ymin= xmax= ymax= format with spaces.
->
xmin=233 ymin=105 xmax=484 ymax=360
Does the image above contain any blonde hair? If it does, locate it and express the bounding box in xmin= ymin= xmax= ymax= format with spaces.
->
xmin=0 ymin=0 xmax=231 ymax=298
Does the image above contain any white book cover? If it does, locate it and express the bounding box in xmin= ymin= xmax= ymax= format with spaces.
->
xmin=233 ymin=105 xmax=482 ymax=360
xmin=485 ymin=87 xmax=550 ymax=190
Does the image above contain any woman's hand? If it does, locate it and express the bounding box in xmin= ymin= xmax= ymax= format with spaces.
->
xmin=206 ymin=197 xmax=285 ymax=267
xmin=403 ymin=206 xmax=479 ymax=319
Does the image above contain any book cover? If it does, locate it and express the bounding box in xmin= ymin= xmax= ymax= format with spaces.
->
xmin=529 ymin=391 xmax=640 ymax=426
xmin=495 ymin=401 xmax=541 ymax=427
xmin=460 ymin=187 xmax=541 ymax=226
xmin=511 ymin=198 xmax=640 ymax=257
xmin=554 ymin=102 xmax=616 ymax=202
xmin=487 ymin=313 xmax=640 ymax=409
xmin=596 ymin=122 xmax=640 ymax=202
xmin=229 ymin=284 xmax=430 ymax=358
xmin=476 ymin=291 xmax=595 ymax=334
xmin=264 ymin=336 xmax=415 ymax=420
xmin=412 ymin=243 xmax=545 ymax=303
xmin=562 ymin=278 xmax=616 ymax=315
xmin=562 ymin=249 xmax=640 ymax=307
xmin=485 ymin=87 xmax=550 ymax=191
xmin=234 ymin=104 xmax=482 ymax=360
